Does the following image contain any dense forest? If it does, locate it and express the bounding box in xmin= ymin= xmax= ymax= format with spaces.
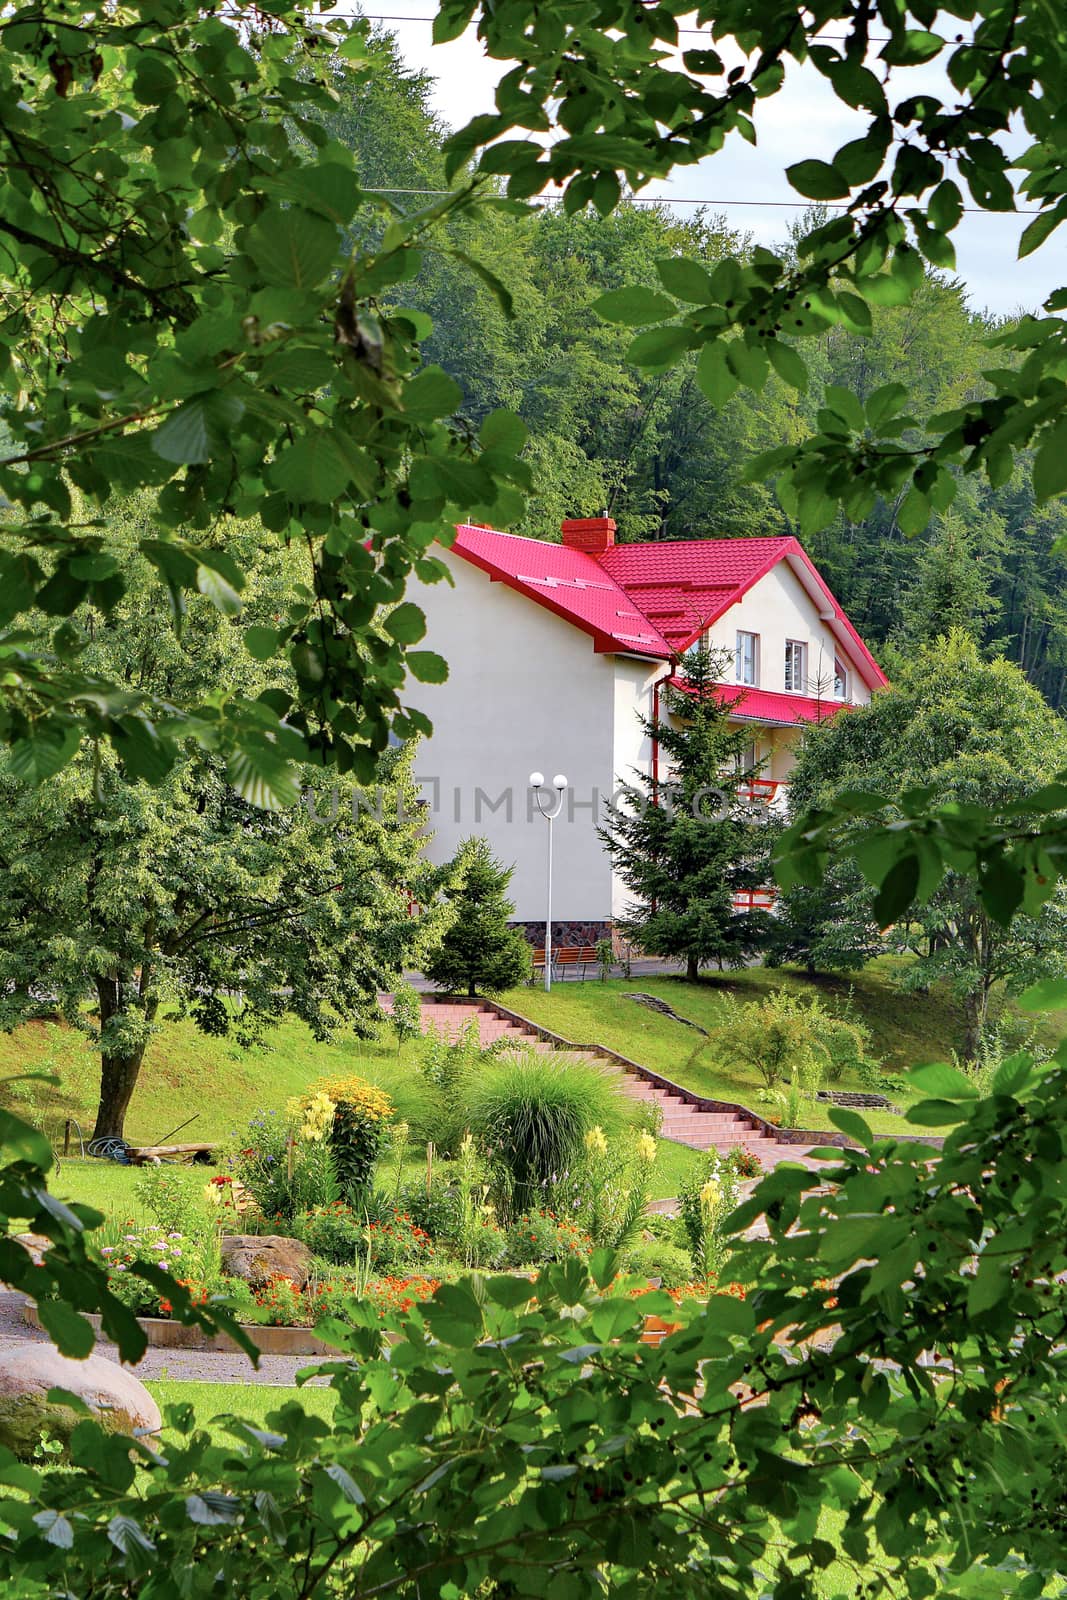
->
xmin=336 ymin=26 xmax=1067 ymax=712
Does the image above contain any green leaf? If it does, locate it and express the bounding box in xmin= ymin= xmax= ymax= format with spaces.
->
xmin=7 ymin=721 xmax=80 ymax=785
xmin=384 ymin=602 xmax=426 ymax=645
xmin=227 ymin=741 xmax=300 ymax=812
xmin=873 ymin=852 xmax=920 ymax=926
xmin=1033 ymin=418 xmax=1067 ymax=502
xmin=404 ymin=366 xmax=463 ymax=420
xmin=866 ymin=382 xmax=908 ymax=429
xmin=33 ymin=1510 xmax=74 ymax=1549
xmin=655 ymin=258 xmax=716 ymax=303
xmin=271 ymin=434 xmax=354 ymax=504
xmin=626 ymin=325 xmax=693 ymax=369
xmin=907 ymin=1061 xmax=979 ymax=1099
xmin=765 ymin=340 xmax=808 ymax=391
xmin=824 ymin=384 xmax=865 ymax=431
xmin=108 ymin=1514 xmax=156 ymax=1568
xmin=479 ymin=409 xmax=528 ymax=454
xmin=36 ymin=1300 xmax=95 ymax=1359
xmin=786 ymin=159 xmax=850 ymax=200
xmin=406 ymin=650 xmax=448 ymax=683
xmin=244 ymin=207 xmax=340 ymax=290
xmin=244 ymin=625 xmax=283 ymax=662
xmin=905 ymin=1098 xmax=971 ymax=1126
xmin=594 ymin=286 xmax=678 ymax=326
xmin=695 ymin=342 xmax=740 ymax=406
xmin=966 ymin=1256 xmax=1007 ymax=1318
xmin=1019 ymin=202 xmax=1067 ymax=259
xmin=1017 ymin=977 xmax=1067 ymax=1012
xmin=151 ymin=393 xmax=244 ymax=466
xmin=827 ymin=1106 xmax=875 ymax=1147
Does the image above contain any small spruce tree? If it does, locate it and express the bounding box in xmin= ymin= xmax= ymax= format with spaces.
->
xmin=600 ymin=644 xmax=775 ymax=981
xmin=425 ymin=838 xmax=532 ymax=997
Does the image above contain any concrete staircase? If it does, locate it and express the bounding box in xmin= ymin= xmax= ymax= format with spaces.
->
xmin=399 ymin=996 xmax=830 ymax=1170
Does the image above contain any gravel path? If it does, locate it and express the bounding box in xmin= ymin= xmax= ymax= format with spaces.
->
xmin=0 ymin=1290 xmax=332 ymax=1384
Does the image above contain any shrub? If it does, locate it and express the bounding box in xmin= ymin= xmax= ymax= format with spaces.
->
xmin=624 ymin=1239 xmax=695 ymax=1291
xmin=296 ymin=1076 xmax=394 ymax=1201
xmin=224 ymin=1106 xmax=339 ymax=1223
xmin=98 ymin=1221 xmax=220 ymax=1317
xmin=133 ymin=1167 xmax=202 ymax=1235
xmin=722 ymin=1144 xmax=764 ymax=1180
xmin=295 ymin=1202 xmax=366 ymax=1265
xmin=390 ymin=982 xmax=423 ymax=1053
xmin=502 ymin=1209 xmax=591 ymax=1267
xmin=462 ymin=1049 xmax=625 ymax=1208
xmin=397 ymin=1175 xmax=462 ymax=1242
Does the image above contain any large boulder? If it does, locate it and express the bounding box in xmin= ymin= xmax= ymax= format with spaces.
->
xmin=0 ymin=1347 xmax=161 ymax=1458
xmin=220 ymin=1233 xmax=311 ymax=1290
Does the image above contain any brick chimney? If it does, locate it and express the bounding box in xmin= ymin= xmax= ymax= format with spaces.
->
xmin=560 ymin=513 xmax=616 ymax=553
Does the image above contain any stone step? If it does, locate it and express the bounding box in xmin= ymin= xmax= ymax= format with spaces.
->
xmin=401 ymin=995 xmax=794 ymax=1160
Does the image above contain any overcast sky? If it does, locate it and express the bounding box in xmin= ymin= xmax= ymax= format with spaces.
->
xmin=359 ymin=4 xmax=1065 ymax=320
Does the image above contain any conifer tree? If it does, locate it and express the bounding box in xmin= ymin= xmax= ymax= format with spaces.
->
xmin=601 ymin=646 xmax=774 ymax=981
xmin=424 ymin=838 xmax=532 ymax=997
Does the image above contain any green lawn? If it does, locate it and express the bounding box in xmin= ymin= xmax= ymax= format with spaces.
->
xmin=148 ymin=1379 xmax=337 ymax=1437
xmin=1 ymin=1013 xmax=440 ymax=1150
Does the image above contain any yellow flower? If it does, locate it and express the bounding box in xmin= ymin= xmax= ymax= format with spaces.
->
xmin=699 ymin=1179 xmax=721 ymax=1215
xmin=303 ymin=1075 xmax=394 ymax=1123
xmin=204 ymin=1183 xmax=222 ymax=1207
xmin=635 ymin=1131 xmax=657 ymax=1165
xmin=301 ymin=1092 xmax=336 ymax=1144
xmin=584 ymin=1125 xmax=608 ymax=1157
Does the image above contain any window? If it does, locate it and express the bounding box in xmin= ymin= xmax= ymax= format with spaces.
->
xmin=784 ymin=639 xmax=807 ymax=693
xmin=834 ymin=656 xmax=849 ymax=700
xmin=735 ymin=630 xmax=759 ymax=686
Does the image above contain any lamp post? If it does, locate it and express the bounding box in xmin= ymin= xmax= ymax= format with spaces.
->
xmin=529 ymin=771 xmax=568 ymax=991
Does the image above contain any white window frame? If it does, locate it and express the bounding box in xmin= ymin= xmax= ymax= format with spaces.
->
xmin=735 ymin=630 xmax=759 ymax=686
xmin=833 ymin=656 xmax=850 ymax=700
xmin=784 ymin=639 xmax=808 ymax=693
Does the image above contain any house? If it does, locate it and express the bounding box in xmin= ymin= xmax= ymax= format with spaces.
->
xmin=409 ymin=515 xmax=886 ymax=944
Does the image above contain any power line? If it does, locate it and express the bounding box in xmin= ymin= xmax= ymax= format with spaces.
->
xmin=355 ymin=12 xmax=893 ymax=42
xmin=363 ymin=185 xmax=1041 ymax=216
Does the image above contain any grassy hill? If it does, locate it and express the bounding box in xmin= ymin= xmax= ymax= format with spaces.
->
xmin=499 ymin=956 xmax=1067 ymax=1135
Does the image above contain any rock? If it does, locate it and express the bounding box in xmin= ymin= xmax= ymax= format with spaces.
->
xmin=220 ymin=1233 xmax=311 ymax=1290
xmin=0 ymin=1346 xmax=161 ymax=1458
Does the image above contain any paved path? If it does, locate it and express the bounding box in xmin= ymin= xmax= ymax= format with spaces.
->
xmin=0 ymin=1290 xmax=328 ymax=1384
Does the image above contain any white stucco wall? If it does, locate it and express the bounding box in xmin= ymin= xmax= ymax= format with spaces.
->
xmin=704 ymin=559 xmax=874 ymax=707
xmin=610 ymin=656 xmax=669 ymax=920
xmin=407 ymin=550 xmax=622 ymax=926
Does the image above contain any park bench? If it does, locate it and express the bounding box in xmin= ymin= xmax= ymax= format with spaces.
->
xmin=532 ymin=944 xmax=602 ymax=980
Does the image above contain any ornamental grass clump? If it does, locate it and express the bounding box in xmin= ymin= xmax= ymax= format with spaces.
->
xmin=461 ymin=1049 xmax=626 ymax=1209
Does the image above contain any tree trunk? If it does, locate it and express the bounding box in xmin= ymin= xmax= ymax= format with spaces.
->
xmin=960 ymin=985 xmax=990 ymax=1066
xmin=90 ymin=975 xmax=154 ymax=1144
xmin=686 ymin=956 xmax=699 ymax=982
xmin=91 ymin=1046 xmax=149 ymax=1144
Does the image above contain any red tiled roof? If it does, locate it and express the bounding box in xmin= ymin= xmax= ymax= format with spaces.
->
xmin=449 ymin=524 xmax=672 ymax=657
xmin=447 ymin=526 xmax=887 ymax=690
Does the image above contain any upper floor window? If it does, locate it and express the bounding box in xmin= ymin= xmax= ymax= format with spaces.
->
xmin=833 ymin=656 xmax=850 ymax=700
xmin=784 ymin=639 xmax=807 ymax=693
xmin=735 ymin=630 xmax=759 ymax=686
